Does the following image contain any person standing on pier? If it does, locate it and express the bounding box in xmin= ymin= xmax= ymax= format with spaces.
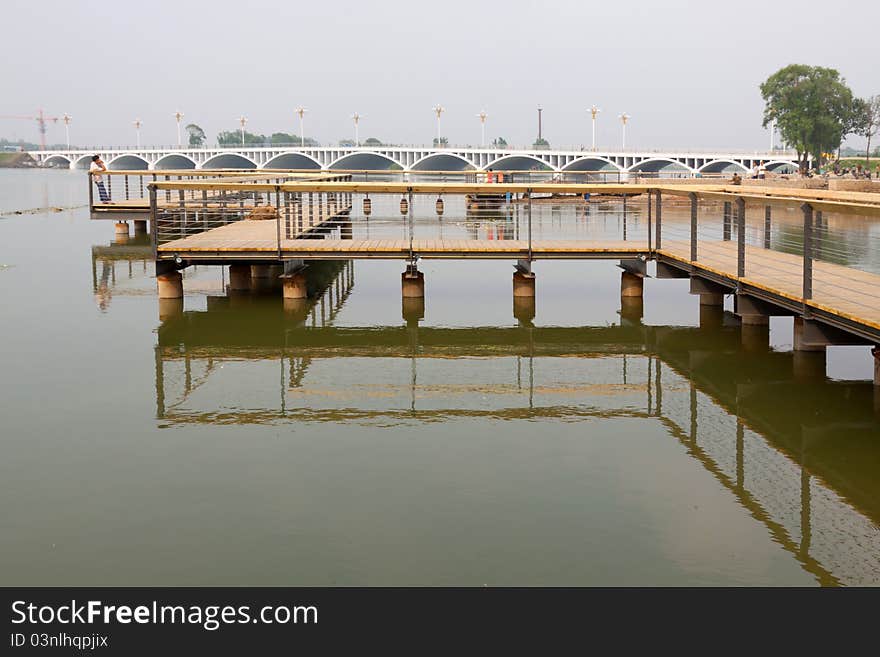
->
xmin=90 ymin=155 xmax=109 ymax=203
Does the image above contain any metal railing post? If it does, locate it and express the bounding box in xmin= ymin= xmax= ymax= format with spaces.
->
xmin=802 ymin=203 xmax=813 ymax=300
xmin=276 ymin=185 xmax=282 ymax=259
xmin=736 ymin=197 xmax=746 ymax=278
xmin=149 ymin=185 xmax=158 ymax=255
xmin=689 ymin=192 xmax=698 ymax=261
xmin=407 ymin=187 xmax=414 ymax=263
xmin=763 ymin=205 xmax=771 ymax=249
xmin=654 ymin=190 xmax=662 ymax=251
xmin=722 ymin=201 xmax=731 ymax=241
xmin=527 ymin=188 xmax=533 ymax=262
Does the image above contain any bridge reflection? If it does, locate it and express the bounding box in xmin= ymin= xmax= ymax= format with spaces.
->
xmin=153 ymin=261 xmax=880 ymax=585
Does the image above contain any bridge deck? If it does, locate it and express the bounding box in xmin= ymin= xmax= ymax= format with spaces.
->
xmin=157 ymin=221 xmax=647 ymax=259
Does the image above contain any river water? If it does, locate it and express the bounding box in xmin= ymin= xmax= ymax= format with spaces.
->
xmin=2 ymin=169 xmax=880 ymax=586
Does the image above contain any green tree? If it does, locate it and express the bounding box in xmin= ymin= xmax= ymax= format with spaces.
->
xmin=218 ymin=129 xmax=267 ymax=146
xmin=185 ymin=123 xmax=206 ymax=147
xmin=492 ymin=137 xmax=508 ymax=148
xmin=532 ymin=137 xmax=549 ymax=149
xmin=849 ymin=96 xmax=880 ymax=164
xmin=270 ymin=132 xmax=297 ymax=145
xmin=760 ymin=64 xmax=854 ymax=170
xmin=432 ymin=136 xmax=448 ymax=147
xmin=338 ymin=139 xmax=356 ymax=147
xmin=363 ymin=137 xmax=382 ymax=146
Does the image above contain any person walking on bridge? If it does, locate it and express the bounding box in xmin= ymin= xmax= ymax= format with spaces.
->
xmin=90 ymin=155 xmax=110 ymax=203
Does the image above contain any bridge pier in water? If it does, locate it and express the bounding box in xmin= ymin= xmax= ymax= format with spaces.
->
xmin=402 ymin=266 xmax=425 ymax=298
xmin=133 ymin=220 xmax=147 ymax=235
xmin=157 ymin=271 xmax=183 ymax=299
xmin=114 ymin=221 xmax=129 ymax=244
xmin=228 ymin=264 xmax=251 ymax=292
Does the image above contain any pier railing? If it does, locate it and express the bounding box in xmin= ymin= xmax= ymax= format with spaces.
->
xmin=89 ymin=168 xmax=730 ymax=213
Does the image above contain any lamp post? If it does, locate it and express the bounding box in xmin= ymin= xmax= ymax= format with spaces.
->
xmin=432 ymin=105 xmax=445 ymax=147
xmin=173 ymin=110 xmax=184 ymax=147
xmin=352 ymin=112 xmax=362 ymax=146
xmin=619 ymin=113 xmax=630 ymax=150
xmin=589 ymin=106 xmax=600 ymax=151
xmin=133 ymin=119 xmax=142 ymax=149
xmin=476 ymin=110 xmax=488 ymax=147
xmin=238 ymin=116 xmax=247 ymax=146
xmin=62 ymin=113 xmax=71 ymax=149
xmin=294 ymin=106 xmax=307 ymax=147
xmin=537 ymin=105 xmax=543 ymax=142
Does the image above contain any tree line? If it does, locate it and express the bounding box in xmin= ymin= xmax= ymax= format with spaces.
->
xmin=761 ymin=64 xmax=879 ymax=169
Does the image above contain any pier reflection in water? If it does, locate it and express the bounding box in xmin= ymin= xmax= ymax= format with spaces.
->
xmin=153 ymin=261 xmax=880 ymax=586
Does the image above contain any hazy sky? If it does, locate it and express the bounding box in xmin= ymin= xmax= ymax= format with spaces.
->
xmin=3 ymin=0 xmax=877 ymax=150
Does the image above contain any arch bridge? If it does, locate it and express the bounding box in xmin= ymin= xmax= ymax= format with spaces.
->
xmin=30 ymin=145 xmax=800 ymax=175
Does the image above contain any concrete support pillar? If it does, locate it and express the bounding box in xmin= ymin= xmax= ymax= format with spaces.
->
xmin=157 ymin=271 xmax=183 ymax=299
xmin=283 ymin=298 xmax=309 ymax=320
xmin=513 ymin=271 xmax=536 ymax=298
xmin=158 ymin=298 xmax=183 ymax=321
xmin=741 ymin=324 xmax=769 ymax=353
xmin=620 ymin=297 xmax=644 ymax=324
xmin=250 ymin=265 xmax=272 ymax=279
xmin=620 ymin=271 xmax=643 ymax=298
xmin=739 ymin=314 xmax=769 ymax=326
xmin=402 ymin=268 xmax=425 ymax=298
xmin=699 ymin=304 xmax=723 ymax=330
xmin=228 ymin=264 xmax=251 ymax=292
xmin=114 ymin=221 xmax=129 ymax=244
xmin=793 ymin=316 xmax=826 ymax=352
xmin=133 ymin=220 xmax=147 ymax=235
xmin=513 ymin=297 xmax=536 ymax=324
xmin=282 ymin=272 xmax=308 ymax=299
xmin=402 ymin=297 xmax=425 ymax=325
xmin=792 ymin=350 xmax=826 ymax=381
xmin=699 ymin=293 xmax=724 ymax=306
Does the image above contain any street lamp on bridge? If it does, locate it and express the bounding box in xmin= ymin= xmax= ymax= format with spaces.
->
xmin=238 ymin=116 xmax=248 ymax=146
xmin=589 ymin=106 xmax=600 ymax=151
xmin=619 ymin=113 xmax=630 ymax=150
xmin=294 ymin=106 xmax=308 ymax=147
xmin=432 ymin=105 xmax=445 ymax=147
xmin=133 ymin=119 xmax=142 ymax=149
xmin=173 ymin=110 xmax=184 ymax=147
xmin=476 ymin=110 xmax=488 ymax=147
xmin=61 ymin=113 xmax=72 ymax=150
xmin=352 ymin=112 xmax=363 ymax=147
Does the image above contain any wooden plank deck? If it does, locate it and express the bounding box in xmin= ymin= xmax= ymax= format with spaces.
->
xmin=157 ymin=220 xmax=648 ymax=259
xmin=659 ymin=241 xmax=880 ymax=331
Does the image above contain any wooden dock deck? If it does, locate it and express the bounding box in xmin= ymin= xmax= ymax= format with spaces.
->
xmin=157 ymin=221 xmax=648 ymax=259
xmin=658 ymin=241 xmax=880 ymax=332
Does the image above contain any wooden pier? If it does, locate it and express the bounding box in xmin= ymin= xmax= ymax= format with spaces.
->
xmin=94 ymin=172 xmax=880 ymax=371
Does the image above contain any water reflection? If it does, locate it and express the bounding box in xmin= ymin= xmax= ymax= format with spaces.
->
xmin=91 ymin=233 xmax=153 ymax=311
xmin=153 ymin=263 xmax=880 ymax=585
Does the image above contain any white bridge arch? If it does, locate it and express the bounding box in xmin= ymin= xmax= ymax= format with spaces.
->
xmin=30 ymin=145 xmax=801 ymax=174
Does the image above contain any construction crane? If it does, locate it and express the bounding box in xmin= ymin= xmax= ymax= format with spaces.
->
xmin=0 ymin=109 xmax=63 ymax=150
